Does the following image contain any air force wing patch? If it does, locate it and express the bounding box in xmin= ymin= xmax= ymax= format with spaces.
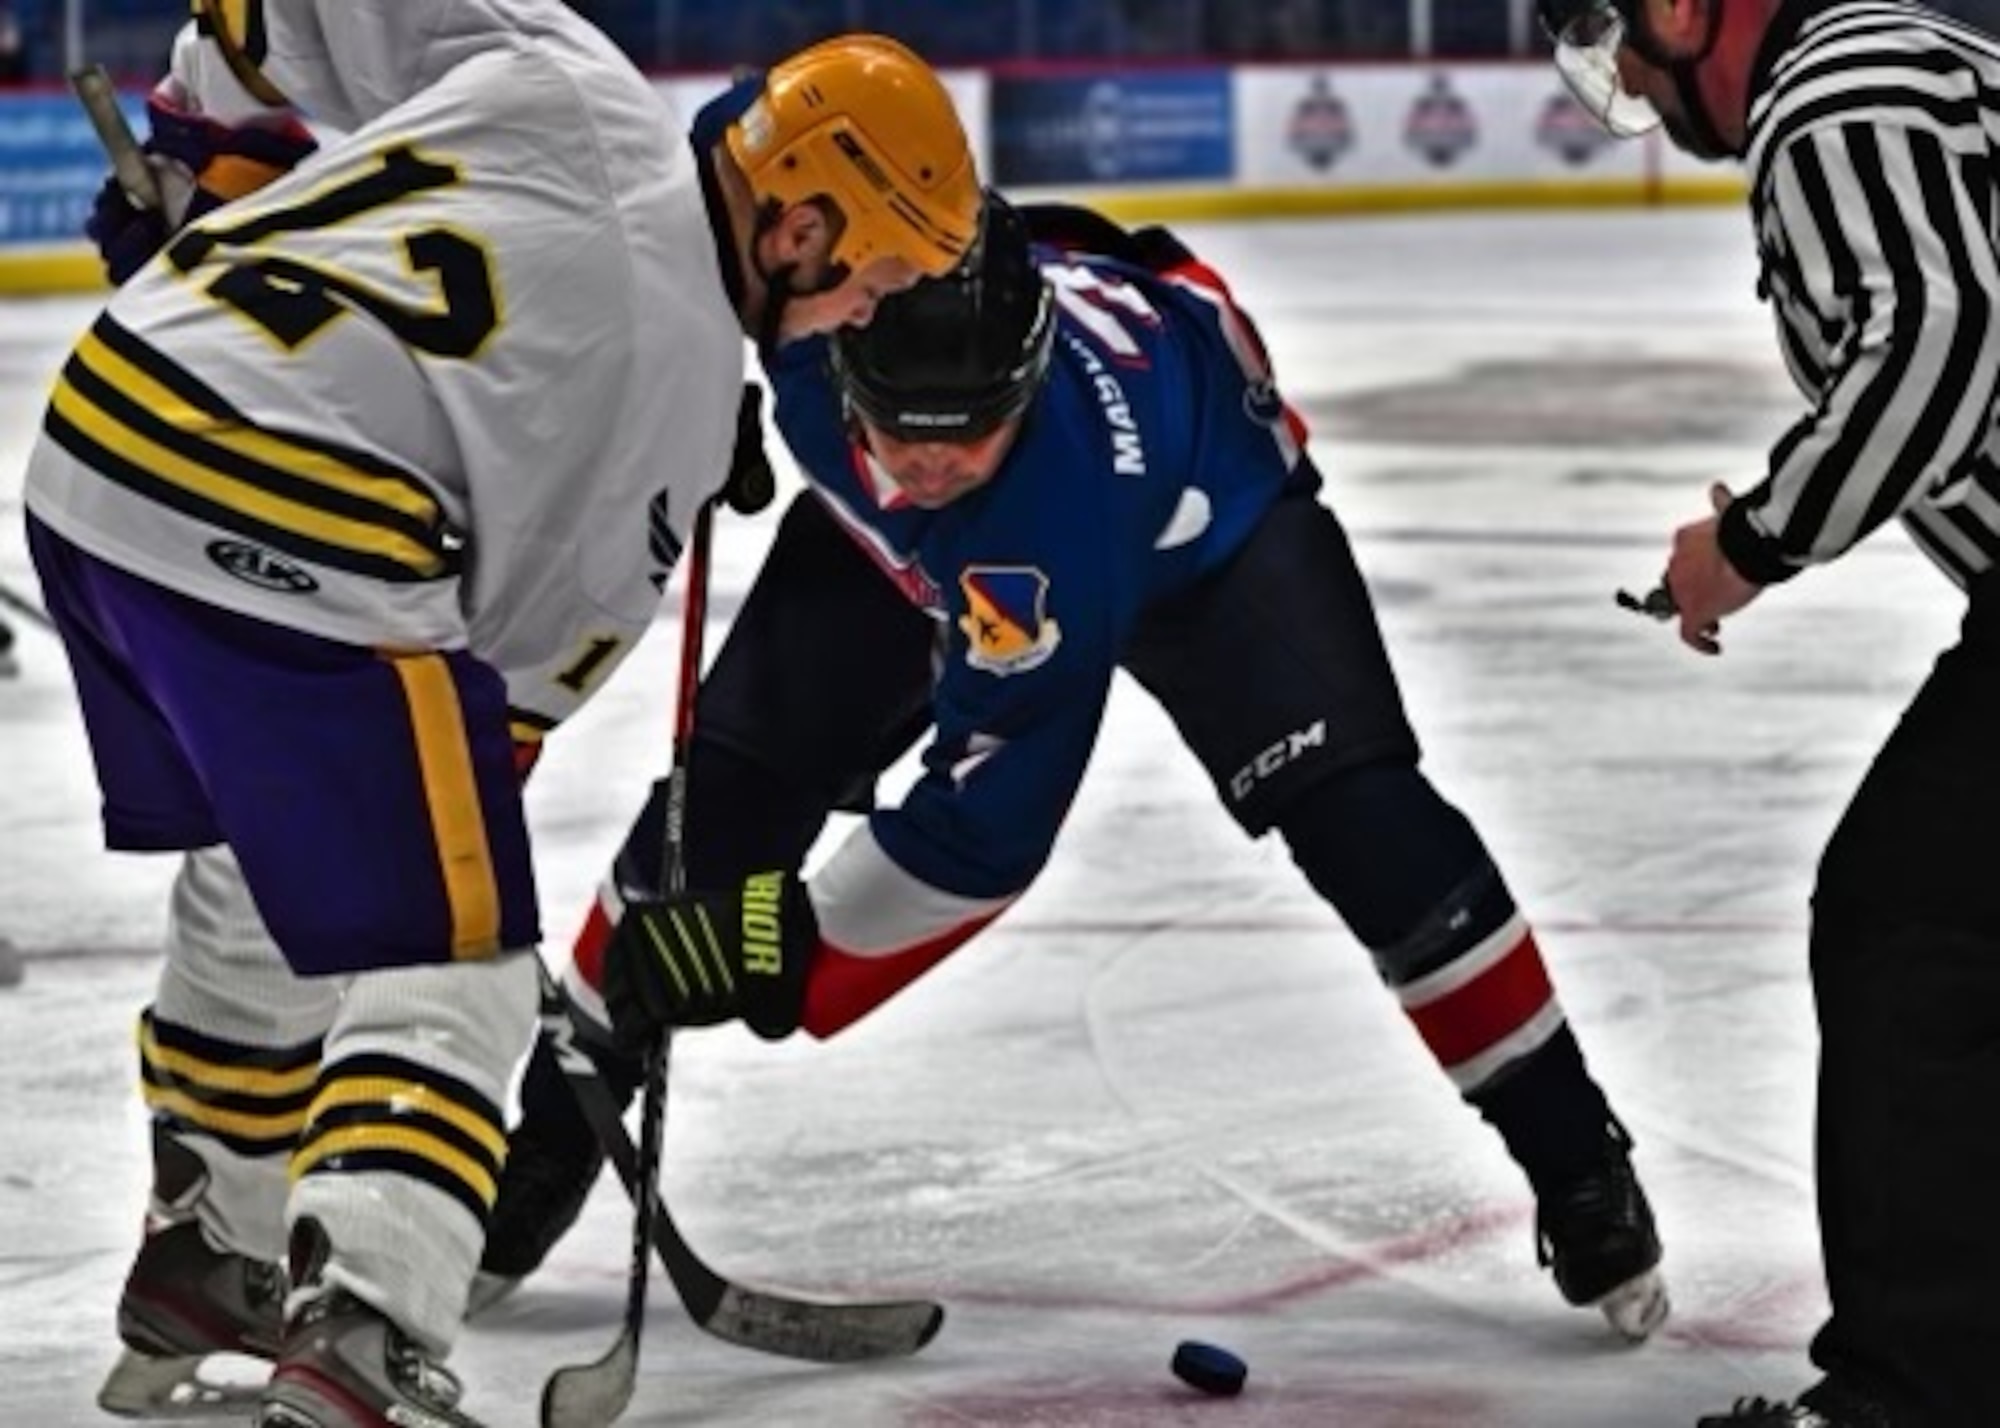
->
xmin=958 ymin=565 xmax=1062 ymax=675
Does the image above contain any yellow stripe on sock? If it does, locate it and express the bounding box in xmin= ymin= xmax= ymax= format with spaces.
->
xmin=304 ymin=1075 xmax=507 ymax=1162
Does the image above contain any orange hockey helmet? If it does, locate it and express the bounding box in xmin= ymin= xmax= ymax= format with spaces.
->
xmin=726 ymin=34 xmax=981 ymax=280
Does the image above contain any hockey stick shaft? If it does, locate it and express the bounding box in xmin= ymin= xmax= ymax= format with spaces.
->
xmin=542 ymin=506 xmax=715 ymax=1428
xmin=69 ymin=64 xmax=163 ymax=210
xmin=626 ymin=494 xmax=713 ymax=1341
xmin=625 ymin=491 xmax=714 ymax=1353
xmin=0 ymin=577 xmax=56 ymax=633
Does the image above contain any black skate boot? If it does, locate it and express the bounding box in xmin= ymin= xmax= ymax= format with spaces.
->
xmin=1696 ymin=1380 xmax=1899 ymax=1427
xmin=1535 ymin=1118 xmax=1668 ymax=1341
xmin=256 ymin=1220 xmax=484 ymax=1428
xmin=99 ymin=1125 xmax=286 ymax=1418
xmin=467 ymin=1031 xmax=635 ymax=1313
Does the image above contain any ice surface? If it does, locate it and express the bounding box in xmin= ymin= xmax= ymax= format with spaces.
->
xmin=0 ymin=208 xmax=1960 ymax=1425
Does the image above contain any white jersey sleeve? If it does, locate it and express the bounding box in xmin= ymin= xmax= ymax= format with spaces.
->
xmin=25 ymin=0 xmax=744 ymax=734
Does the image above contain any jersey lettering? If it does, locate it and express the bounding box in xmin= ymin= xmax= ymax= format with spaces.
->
xmin=167 ymin=145 xmax=501 ymax=358
xmin=553 ymin=636 xmax=624 ymax=695
xmin=1045 ymin=263 xmax=1160 ymax=359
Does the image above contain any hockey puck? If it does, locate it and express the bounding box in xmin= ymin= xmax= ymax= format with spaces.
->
xmin=1171 ymin=1340 xmax=1246 ymax=1397
xmin=0 ymin=938 xmax=25 ymax=988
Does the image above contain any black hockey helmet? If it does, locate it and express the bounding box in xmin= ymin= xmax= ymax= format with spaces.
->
xmin=832 ymin=190 xmax=1055 ymax=444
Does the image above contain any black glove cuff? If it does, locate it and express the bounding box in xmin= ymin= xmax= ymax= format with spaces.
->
xmin=739 ymin=873 xmax=817 ymax=1041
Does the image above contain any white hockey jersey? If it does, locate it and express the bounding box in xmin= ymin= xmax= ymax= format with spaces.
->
xmin=25 ymin=0 xmax=746 ymax=735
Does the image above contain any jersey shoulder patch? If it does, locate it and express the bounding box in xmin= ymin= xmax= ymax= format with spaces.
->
xmin=957 ymin=564 xmax=1061 ymax=675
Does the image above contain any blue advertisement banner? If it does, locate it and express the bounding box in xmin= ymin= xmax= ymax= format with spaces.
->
xmin=0 ymin=90 xmax=140 ymax=247
xmin=993 ymin=71 xmax=1232 ymax=186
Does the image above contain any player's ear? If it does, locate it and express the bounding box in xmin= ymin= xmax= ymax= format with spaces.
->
xmin=769 ymin=199 xmax=837 ymax=271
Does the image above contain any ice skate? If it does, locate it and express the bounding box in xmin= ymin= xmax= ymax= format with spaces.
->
xmin=255 ymin=1287 xmax=485 ymax=1428
xmin=467 ymin=1127 xmax=604 ymax=1313
xmin=1696 ymin=1380 xmax=1898 ymax=1427
xmin=256 ymin=1220 xmax=486 ymax=1428
xmin=1535 ymin=1120 xmax=1669 ymax=1341
xmin=98 ymin=1128 xmax=285 ymax=1418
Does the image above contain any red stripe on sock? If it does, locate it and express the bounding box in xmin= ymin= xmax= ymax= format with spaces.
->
xmin=570 ymin=900 xmax=613 ymax=994
xmin=1405 ymin=933 xmax=1555 ymax=1069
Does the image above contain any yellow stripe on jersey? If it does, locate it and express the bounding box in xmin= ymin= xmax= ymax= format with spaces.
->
xmin=51 ymin=381 xmax=448 ymax=578
xmin=388 ymin=654 xmax=503 ymax=958
xmin=194 ymin=0 xmax=289 ymax=107
xmin=48 ymin=319 xmax=456 ymax=583
xmin=73 ymin=330 xmax=440 ymax=525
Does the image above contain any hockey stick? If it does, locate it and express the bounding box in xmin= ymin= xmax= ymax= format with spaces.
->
xmin=69 ymin=63 xmax=163 ymax=210
xmin=0 ymin=577 xmax=55 ymax=634
xmin=540 ymin=506 xmax=941 ymax=1426
xmin=542 ymin=500 xmax=718 ymax=1427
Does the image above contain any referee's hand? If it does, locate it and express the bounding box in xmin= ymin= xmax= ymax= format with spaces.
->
xmin=1663 ymin=483 xmax=1762 ymax=656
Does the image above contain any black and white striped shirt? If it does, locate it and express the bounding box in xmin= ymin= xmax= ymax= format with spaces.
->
xmin=1729 ymin=0 xmax=2000 ymax=590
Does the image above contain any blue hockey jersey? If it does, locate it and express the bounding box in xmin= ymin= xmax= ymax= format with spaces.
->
xmin=769 ymin=220 xmax=1316 ymax=1033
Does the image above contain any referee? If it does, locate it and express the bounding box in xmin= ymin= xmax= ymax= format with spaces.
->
xmin=1542 ymin=1 xmax=2000 ymax=1424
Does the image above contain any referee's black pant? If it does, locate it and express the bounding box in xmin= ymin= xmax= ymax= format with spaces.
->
xmin=1809 ymin=571 xmax=2000 ymax=1426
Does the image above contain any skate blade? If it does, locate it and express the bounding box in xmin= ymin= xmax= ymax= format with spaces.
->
xmin=466 ymin=1268 xmax=522 ymax=1317
xmin=1596 ymin=1266 xmax=1670 ymax=1342
xmin=98 ymin=1346 xmax=271 ymax=1418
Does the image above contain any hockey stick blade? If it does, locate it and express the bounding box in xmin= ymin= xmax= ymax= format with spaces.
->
xmin=538 ymin=976 xmax=946 ymax=1363
xmin=541 ymin=1333 xmax=634 ymax=1428
xmin=698 ymin=1282 xmax=943 ymax=1364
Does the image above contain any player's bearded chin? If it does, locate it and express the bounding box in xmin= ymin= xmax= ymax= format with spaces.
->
xmin=751 ymin=258 xmax=800 ymax=356
xmin=754 ymin=251 xmax=854 ymax=355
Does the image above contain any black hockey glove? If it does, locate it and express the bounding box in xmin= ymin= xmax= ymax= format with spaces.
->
xmin=603 ymin=870 xmax=815 ymax=1045
xmin=87 ymin=92 xmax=317 ymax=285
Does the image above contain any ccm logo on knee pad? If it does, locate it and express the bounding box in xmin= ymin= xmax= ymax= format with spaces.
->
xmin=1229 ymin=719 xmax=1326 ymax=802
